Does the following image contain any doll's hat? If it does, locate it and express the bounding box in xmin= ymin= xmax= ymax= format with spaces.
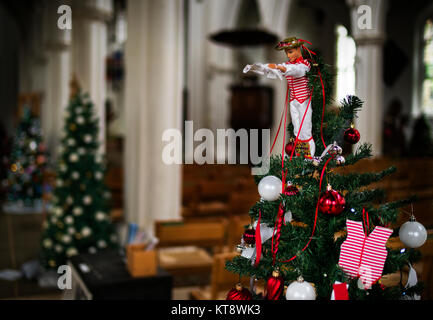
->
xmin=275 ymin=37 xmax=305 ymax=50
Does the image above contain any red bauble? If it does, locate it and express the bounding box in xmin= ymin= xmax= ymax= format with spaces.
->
xmin=285 ymin=140 xmax=295 ymax=156
xmin=319 ymin=185 xmax=346 ymax=216
xmin=344 ymin=126 xmax=360 ymax=144
xmin=283 ymin=184 xmax=299 ymax=196
xmin=266 ymin=269 xmax=284 ymax=300
xmin=226 ymin=283 xmax=252 ymax=300
xmin=243 ymin=227 xmax=255 ymax=245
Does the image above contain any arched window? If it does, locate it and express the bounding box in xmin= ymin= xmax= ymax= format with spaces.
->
xmin=335 ymin=25 xmax=356 ymax=105
xmin=421 ymin=18 xmax=433 ymax=113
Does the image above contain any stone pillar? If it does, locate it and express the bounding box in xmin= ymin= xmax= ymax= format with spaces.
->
xmin=124 ymin=0 xmax=184 ymax=232
xmin=71 ymin=0 xmax=112 ymax=152
xmin=43 ymin=0 xmax=72 ymax=162
xmin=347 ymin=0 xmax=387 ymax=156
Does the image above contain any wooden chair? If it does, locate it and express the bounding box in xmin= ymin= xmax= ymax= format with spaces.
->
xmin=189 ymin=251 xmax=252 ymax=300
xmin=155 ymin=219 xmax=228 ymax=276
xmin=227 ymin=192 xmax=259 ymax=216
xmin=226 ymin=215 xmax=252 ymax=249
xmin=156 ymin=219 xmax=227 ymax=249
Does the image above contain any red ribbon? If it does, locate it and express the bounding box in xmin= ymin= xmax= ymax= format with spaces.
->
xmin=279 ymin=156 xmax=333 ymax=263
xmin=272 ymin=205 xmax=285 ymax=265
xmin=266 ymin=38 xmax=329 ymax=265
xmin=356 ymin=208 xmax=371 ymax=281
xmin=254 ymin=210 xmax=262 ymax=266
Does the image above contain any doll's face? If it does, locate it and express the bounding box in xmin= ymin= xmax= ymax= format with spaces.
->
xmin=285 ymin=47 xmax=302 ymax=62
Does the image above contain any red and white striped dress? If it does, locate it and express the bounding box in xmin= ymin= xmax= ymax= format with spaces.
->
xmin=338 ymin=220 xmax=393 ymax=289
xmin=282 ymin=58 xmax=311 ymax=103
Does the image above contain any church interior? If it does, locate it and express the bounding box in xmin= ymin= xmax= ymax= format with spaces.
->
xmin=1 ymin=0 xmax=433 ymax=301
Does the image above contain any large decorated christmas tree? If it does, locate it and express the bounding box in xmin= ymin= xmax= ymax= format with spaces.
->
xmin=3 ymin=107 xmax=48 ymax=213
xmin=226 ymin=37 xmax=426 ymax=300
xmin=40 ymin=82 xmax=118 ymax=269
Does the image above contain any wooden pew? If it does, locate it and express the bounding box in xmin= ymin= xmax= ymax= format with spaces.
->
xmin=228 ymin=193 xmax=259 ymax=216
xmin=226 ymin=215 xmax=252 ymax=249
xmin=155 ymin=219 xmax=228 ymax=277
xmin=189 ymin=251 xmax=252 ymax=300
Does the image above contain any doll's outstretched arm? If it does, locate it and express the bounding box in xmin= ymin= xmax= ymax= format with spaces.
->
xmin=243 ymin=63 xmax=283 ymax=80
xmin=279 ymin=62 xmax=310 ymax=78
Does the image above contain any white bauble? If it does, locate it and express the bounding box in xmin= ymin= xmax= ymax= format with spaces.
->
xmin=67 ymin=138 xmax=76 ymax=146
xmin=399 ymin=217 xmax=427 ymax=248
xmin=66 ymin=196 xmax=73 ymax=205
xmin=56 ymin=179 xmax=63 ymax=187
xmin=258 ymin=175 xmax=282 ymax=201
xmin=72 ymin=171 xmax=80 ymax=180
xmin=51 ymin=216 xmax=58 ymax=224
xmin=95 ymin=155 xmax=102 ymax=164
xmin=88 ymin=247 xmax=97 ymax=254
xmin=81 ymin=227 xmax=92 ymax=237
xmin=75 ymin=107 xmax=83 ymax=114
xmin=97 ymin=240 xmax=107 ymax=248
xmin=43 ymin=239 xmax=53 ymax=248
xmin=66 ymin=247 xmax=78 ymax=257
xmin=286 ymin=277 xmax=316 ymax=300
xmin=73 ymin=207 xmax=83 ymax=216
xmin=76 ymin=116 xmax=85 ymax=124
xmin=95 ymin=171 xmax=103 ymax=180
xmin=68 ymin=227 xmax=75 ymax=235
xmin=62 ymin=234 xmax=72 ymax=244
xmin=84 ymin=134 xmax=92 ymax=143
xmin=96 ymin=211 xmax=106 ymax=221
xmin=54 ymin=207 xmax=63 ymax=217
xmin=55 ymin=244 xmax=63 ymax=253
xmin=78 ymin=147 xmax=85 ymax=155
xmin=65 ymin=216 xmax=74 ymax=225
xmin=60 ymin=164 xmax=67 ymax=172
xmin=83 ymin=195 xmax=92 ymax=205
xmin=69 ymin=153 xmax=79 ymax=162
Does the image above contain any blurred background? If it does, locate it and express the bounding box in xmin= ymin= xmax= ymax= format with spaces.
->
xmin=0 ymin=0 xmax=433 ymax=300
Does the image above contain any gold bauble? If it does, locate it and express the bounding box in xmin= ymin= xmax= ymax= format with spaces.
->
xmin=11 ymin=164 xmax=17 ymax=172
xmin=49 ymin=260 xmax=56 ymax=267
xmin=70 ymin=123 xmax=77 ymax=131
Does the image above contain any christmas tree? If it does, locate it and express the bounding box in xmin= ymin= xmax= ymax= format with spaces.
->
xmin=40 ymin=83 xmax=118 ymax=269
xmin=3 ymin=107 xmax=48 ymax=213
xmin=226 ymin=53 xmax=425 ymax=300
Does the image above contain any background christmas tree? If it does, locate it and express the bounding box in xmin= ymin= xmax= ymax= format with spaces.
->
xmin=40 ymin=84 xmax=118 ymax=269
xmin=3 ymin=107 xmax=48 ymax=213
xmin=226 ymin=55 xmax=424 ymax=300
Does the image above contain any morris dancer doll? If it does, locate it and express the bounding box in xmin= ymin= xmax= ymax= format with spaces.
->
xmin=243 ymin=36 xmax=315 ymax=158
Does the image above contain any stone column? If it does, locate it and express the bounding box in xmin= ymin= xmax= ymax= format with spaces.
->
xmin=71 ymin=0 xmax=113 ymax=152
xmin=347 ymin=0 xmax=387 ymax=156
xmin=43 ymin=0 xmax=72 ymax=162
xmin=124 ymin=0 xmax=184 ymax=232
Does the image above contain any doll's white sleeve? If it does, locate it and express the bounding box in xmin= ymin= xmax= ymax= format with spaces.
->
xmin=279 ymin=62 xmax=310 ymax=78
xmin=243 ymin=63 xmax=282 ymax=80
